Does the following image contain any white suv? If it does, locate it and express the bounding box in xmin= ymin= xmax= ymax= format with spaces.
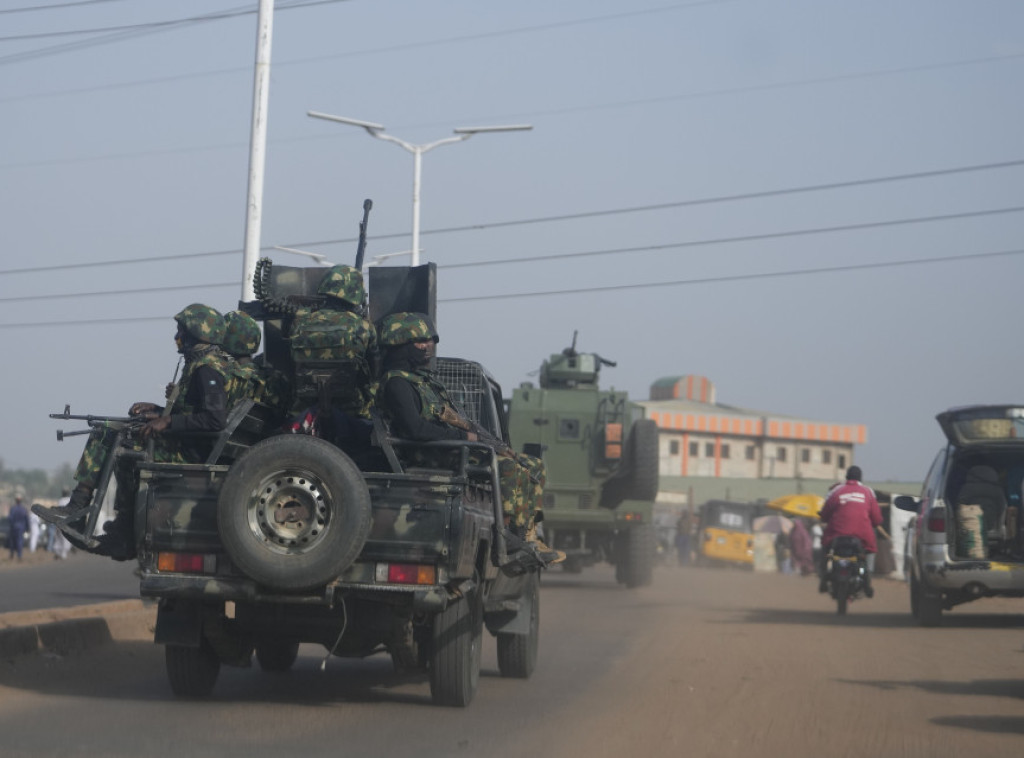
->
xmin=896 ymin=405 xmax=1024 ymax=626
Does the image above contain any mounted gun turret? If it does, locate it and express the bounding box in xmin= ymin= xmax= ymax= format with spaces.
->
xmin=538 ymin=330 xmax=617 ymax=390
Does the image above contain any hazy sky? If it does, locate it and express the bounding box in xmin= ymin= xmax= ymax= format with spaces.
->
xmin=1 ymin=0 xmax=1022 ymax=482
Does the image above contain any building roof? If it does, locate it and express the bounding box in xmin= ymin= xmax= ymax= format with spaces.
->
xmin=637 ymin=398 xmax=867 ymax=445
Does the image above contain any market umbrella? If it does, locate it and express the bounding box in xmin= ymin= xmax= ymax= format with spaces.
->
xmin=766 ymin=493 xmax=824 ymax=519
xmin=752 ymin=514 xmax=794 ymax=535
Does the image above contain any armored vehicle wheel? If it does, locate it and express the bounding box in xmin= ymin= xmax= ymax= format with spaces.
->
xmin=497 ymin=572 xmax=540 ymax=678
xmin=618 ymin=523 xmax=656 ymax=588
xmin=166 ymin=638 xmax=220 ymax=698
xmin=255 ymin=639 xmax=300 ymax=672
xmin=627 ymin=419 xmax=660 ymax=502
xmin=429 ymin=587 xmax=483 ymax=707
xmin=217 ymin=435 xmax=372 ymax=592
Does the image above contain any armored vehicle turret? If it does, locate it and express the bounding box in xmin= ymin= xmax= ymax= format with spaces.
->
xmin=507 ymin=333 xmax=659 ymax=587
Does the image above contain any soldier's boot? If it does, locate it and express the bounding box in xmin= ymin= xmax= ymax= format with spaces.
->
xmin=525 ymin=521 xmax=566 ymax=566
xmin=32 ymin=485 xmax=94 ymax=527
xmin=91 ymin=512 xmax=136 ymax=562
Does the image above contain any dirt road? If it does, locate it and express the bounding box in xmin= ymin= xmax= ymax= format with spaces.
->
xmin=1 ymin=564 xmax=1023 ymax=757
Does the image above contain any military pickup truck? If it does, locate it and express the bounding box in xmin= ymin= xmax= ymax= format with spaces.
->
xmin=59 ymin=263 xmax=541 ymax=707
xmin=507 ymin=335 xmax=659 ymax=588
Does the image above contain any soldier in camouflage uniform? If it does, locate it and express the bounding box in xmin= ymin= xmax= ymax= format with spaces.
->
xmin=376 ymin=312 xmax=561 ymax=564
xmin=286 ymin=264 xmax=379 ymax=451
xmin=222 ymin=310 xmax=267 ymax=405
xmin=33 ymin=304 xmax=231 ymax=559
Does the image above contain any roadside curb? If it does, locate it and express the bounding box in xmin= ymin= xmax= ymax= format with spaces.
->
xmin=0 ymin=599 xmax=156 ymax=659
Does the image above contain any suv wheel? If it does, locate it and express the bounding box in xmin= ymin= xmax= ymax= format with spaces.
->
xmin=911 ymin=573 xmax=943 ymax=627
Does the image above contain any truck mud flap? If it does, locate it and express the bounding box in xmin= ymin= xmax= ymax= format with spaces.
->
xmin=483 ymin=570 xmax=532 ymax=635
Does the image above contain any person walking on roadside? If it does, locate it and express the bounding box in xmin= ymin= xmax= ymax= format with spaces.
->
xmin=51 ymin=489 xmax=73 ymax=560
xmin=7 ymin=496 xmax=29 ymax=561
xmin=28 ymin=506 xmax=41 ymax=553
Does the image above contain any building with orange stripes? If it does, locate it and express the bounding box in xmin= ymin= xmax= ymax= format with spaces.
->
xmin=639 ymin=375 xmax=866 ymax=481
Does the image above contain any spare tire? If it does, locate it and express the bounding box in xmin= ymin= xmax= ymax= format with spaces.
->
xmin=627 ymin=419 xmax=660 ymax=502
xmin=217 ymin=434 xmax=372 ymax=591
xmin=598 ymin=418 xmax=661 ymax=509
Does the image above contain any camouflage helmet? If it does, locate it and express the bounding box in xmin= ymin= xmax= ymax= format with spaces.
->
xmin=174 ymin=303 xmax=226 ymax=345
xmin=222 ymin=310 xmax=261 ymax=357
xmin=378 ymin=312 xmax=438 ymax=346
xmin=317 ymin=264 xmax=365 ymax=306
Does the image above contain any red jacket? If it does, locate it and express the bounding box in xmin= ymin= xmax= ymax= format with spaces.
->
xmin=820 ymin=480 xmax=883 ymax=553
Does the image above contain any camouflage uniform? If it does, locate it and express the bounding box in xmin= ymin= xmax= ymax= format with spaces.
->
xmin=73 ymin=306 xmax=231 ymax=490
xmin=288 ymin=265 xmax=379 ymax=420
xmin=222 ymin=310 xmax=267 ymax=406
xmin=377 ymin=312 xmax=546 ymax=530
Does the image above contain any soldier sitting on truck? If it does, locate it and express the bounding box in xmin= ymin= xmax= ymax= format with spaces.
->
xmin=376 ymin=312 xmax=563 ymax=565
xmin=33 ymin=304 xmax=232 ymax=560
xmin=222 ymin=310 xmax=267 ymax=404
xmin=286 ymin=264 xmax=380 ymax=456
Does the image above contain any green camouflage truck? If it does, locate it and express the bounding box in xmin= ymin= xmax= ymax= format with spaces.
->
xmin=507 ymin=335 xmax=659 ymax=588
xmin=54 ymin=261 xmax=543 ymax=707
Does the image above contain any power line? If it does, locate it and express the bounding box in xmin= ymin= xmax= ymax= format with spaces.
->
xmin=439 ymin=206 xmax=1024 ymax=269
xmin=441 ymin=248 xmax=1024 ymax=303
xmin=0 ymin=1 xmax=731 ymax=104
xmin=3 ymin=247 xmax=1021 ymax=328
xmin=3 ymin=156 xmax=1020 ymax=276
xmin=3 ymin=203 xmax=1021 ymax=301
xmin=0 ymin=0 xmax=123 ymax=14
xmin=0 ymin=0 xmax=349 ymax=66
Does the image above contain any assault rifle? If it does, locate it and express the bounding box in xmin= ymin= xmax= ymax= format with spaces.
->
xmin=50 ymin=405 xmax=147 ymax=442
xmin=438 ymin=404 xmax=544 ymax=487
xmin=49 ymin=405 xmax=151 ymax=549
xmin=439 ymin=405 xmax=513 ymax=458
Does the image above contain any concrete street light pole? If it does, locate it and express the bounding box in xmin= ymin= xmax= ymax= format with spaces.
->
xmin=307 ymin=111 xmax=532 ymax=266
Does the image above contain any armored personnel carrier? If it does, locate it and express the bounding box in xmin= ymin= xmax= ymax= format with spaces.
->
xmin=507 ymin=334 xmax=659 ymax=587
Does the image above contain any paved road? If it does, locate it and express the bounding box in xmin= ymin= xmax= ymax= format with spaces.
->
xmin=2 ymin=564 xmax=1024 ymax=757
xmin=0 ymin=551 xmax=139 ymax=613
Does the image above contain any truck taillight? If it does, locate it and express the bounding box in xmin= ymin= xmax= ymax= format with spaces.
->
xmin=620 ymin=511 xmax=644 ymax=522
xmin=927 ymin=514 xmax=946 ymax=532
xmin=376 ymin=563 xmax=437 ymax=585
xmin=157 ymin=552 xmax=214 ymax=573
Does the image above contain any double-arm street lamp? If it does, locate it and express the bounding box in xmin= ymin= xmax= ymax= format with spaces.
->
xmin=308 ymin=111 xmax=532 ymax=266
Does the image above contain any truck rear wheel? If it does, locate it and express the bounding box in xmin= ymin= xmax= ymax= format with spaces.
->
xmin=430 ymin=588 xmax=483 ymax=707
xmin=217 ymin=435 xmax=372 ymax=591
xmin=166 ymin=638 xmax=220 ymax=698
xmin=497 ymin=572 xmax=540 ymax=678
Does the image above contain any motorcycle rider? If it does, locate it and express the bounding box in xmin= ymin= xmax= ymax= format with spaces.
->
xmin=818 ymin=465 xmax=883 ymax=597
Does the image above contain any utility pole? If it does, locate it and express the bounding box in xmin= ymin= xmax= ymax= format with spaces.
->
xmin=240 ymin=0 xmax=275 ymax=302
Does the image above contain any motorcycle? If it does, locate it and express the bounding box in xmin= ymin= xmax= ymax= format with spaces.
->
xmin=825 ymin=536 xmax=870 ymax=615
